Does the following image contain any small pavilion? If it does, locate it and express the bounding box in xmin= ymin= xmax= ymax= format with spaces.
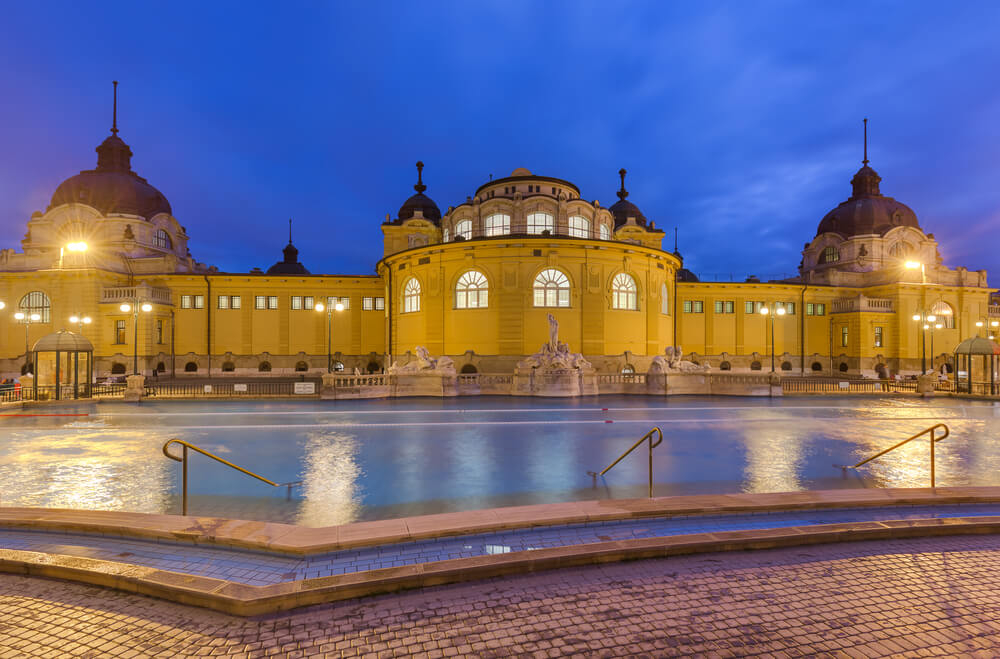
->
xmin=31 ymin=330 xmax=94 ymax=400
xmin=953 ymin=336 xmax=1000 ymax=396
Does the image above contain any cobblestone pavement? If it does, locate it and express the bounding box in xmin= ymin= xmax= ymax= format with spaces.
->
xmin=3 ymin=536 xmax=1000 ymax=657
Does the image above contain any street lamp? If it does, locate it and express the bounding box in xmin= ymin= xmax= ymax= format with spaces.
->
xmin=120 ymin=302 xmax=152 ymax=375
xmin=60 ymin=241 xmax=88 ymax=268
xmin=975 ymin=318 xmax=999 ymax=340
xmin=13 ymin=311 xmax=42 ymax=373
xmin=69 ymin=315 xmax=92 ymax=333
xmin=912 ymin=311 xmax=937 ymax=375
xmin=315 ymin=300 xmax=345 ymax=373
xmin=759 ymin=304 xmax=787 ymax=373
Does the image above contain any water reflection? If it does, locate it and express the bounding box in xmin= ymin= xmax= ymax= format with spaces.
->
xmin=295 ymin=431 xmax=363 ymax=526
xmin=741 ymin=426 xmax=805 ymax=492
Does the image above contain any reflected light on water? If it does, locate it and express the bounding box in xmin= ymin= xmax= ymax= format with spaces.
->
xmin=295 ymin=432 xmax=363 ymax=527
xmin=0 ymin=430 xmax=171 ymax=512
xmin=851 ymin=423 xmax=968 ymax=488
xmin=741 ymin=426 xmax=804 ymax=493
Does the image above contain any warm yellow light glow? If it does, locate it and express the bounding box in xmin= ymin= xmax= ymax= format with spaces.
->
xmin=65 ymin=242 xmax=88 ymax=252
xmin=912 ymin=314 xmax=921 ymax=321
xmin=30 ymin=313 xmax=40 ymax=321
xmin=82 ymin=317 xmax=92 ymax=324
xmin=335 ymin=303 xmax=345 ymax=312
xmin=69 ymin=315 xmax=79 ymax=324
xmin=935 ymin=324 xmax=943 ymax=330
xmin=923 ymin=324 xmax=929 ymax=330
xmin=315 ymin=303 xmax=325 ymax=312
xmin=927 ymin=314 xmax=936 ymax=322
xmin=120 ymin=303 xmax=131 ymax=312
xmin=0 ymin=301 xmax=5 ymax=310
xmin=992 ymin=321 xmax=999 ymax=328
xmin=905 ymin=261 xmax=921 ymax=270
xmin=978 ymin=321 xmax=985 ymax=327
xmin=14 ymin=312 xmax=24 ymax=320
xmin=141 ymin=303 xmax=153 ymax=312
xmin=776 ymin=307 xmax=786 ymax=316
xmin=759 ymin=306 xmax=768 ymax=315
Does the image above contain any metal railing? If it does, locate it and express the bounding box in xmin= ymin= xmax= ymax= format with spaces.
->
xmin=162 ymin=439 xmax=301 ymax=515
xmin=782 ymin=378 xmax=916 ymax=394
xmin=588 ymin=427 xmax=663 ymax=498
xmin=147 ymin=381 xmax=314 ymax=398
xmin=837 ymin=423 xmax=950 ymax=487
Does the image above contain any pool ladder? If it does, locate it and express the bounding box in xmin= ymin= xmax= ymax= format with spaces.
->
xmin=837 ymin=423 xmax=950 ymax=487
xmin=163 ymin=439 xmax=302 ymax=516
xmin=588 ymin=427 xmax=663 ymax=498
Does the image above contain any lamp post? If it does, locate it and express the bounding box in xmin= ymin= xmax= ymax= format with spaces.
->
xmin=13 ymin=311 xmax=42 ymax=373
xmin=60 ymin=241 xmax=88 ymax=268
xmin=315 ymin=300 xmax=345 ymax=373
xmin=69 ymin=315 xmax=92 ymax=334
xmin=758 ymin=304 xmax=787 ymax=373
xmin=120 ymin=302 xmax=152 ymax=375
xmin=926 ymin=321 xmax=943 ymax=374
xmin=911 ymin=311 xmax=937 ymax=375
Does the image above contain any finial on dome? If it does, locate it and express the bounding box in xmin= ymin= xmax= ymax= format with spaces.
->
xmin=288 ymin=218 xmax=293 ymax=244
xmin=414 ymin=161 xmax=427 ymax=193
xmin=617 ymin=168 xmax=628 ymax=200
xmin=862 ymin=117 xmax=868 ymax=165
xmin=111 ymin=81 xmax=119 ymax=135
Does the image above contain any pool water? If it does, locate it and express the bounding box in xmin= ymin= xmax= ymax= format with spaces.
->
xmin=2 ymin=396 xmax=1000 ymax=526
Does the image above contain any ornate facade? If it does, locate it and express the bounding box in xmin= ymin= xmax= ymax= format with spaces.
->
xmin=0 ymin=100 xmax=996 ymax=379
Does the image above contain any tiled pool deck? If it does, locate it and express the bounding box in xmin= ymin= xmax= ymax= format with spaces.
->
xmin=3 ymin=487 xmax=1000 ymax=615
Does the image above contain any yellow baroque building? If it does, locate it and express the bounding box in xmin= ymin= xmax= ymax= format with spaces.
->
xmin=1 ymin=107 xmax=996 ymax=379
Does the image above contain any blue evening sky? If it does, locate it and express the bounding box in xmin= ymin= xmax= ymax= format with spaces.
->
xmin=1 ymin=1 xmax=998 ymax=281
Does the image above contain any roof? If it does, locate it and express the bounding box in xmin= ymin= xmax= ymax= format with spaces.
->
xmin=815 ymin=164 xmax=920 ymax=238
xmin=954 ymin=336 xmax=1000 ymax=355
xmin=266 ymin=242 xmax=310 ymax=275
xmin=31 ymin=330 xmax=94 ymax=352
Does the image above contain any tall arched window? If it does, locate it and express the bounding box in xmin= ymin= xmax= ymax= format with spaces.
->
xmin=455 ymin=220 xmax=473 ymax=240
xmin=403 ymin=278 xmax=421 ymax=313
xmin=18 ymin=291 xmax=50 ymax=323
xmin=930 ymin=301 xmax=955 ymax=328
xmin=153 ymin=229 xmax=172 ymax=249
xmin=661 ymin=282 xmax=670 ymax=315
xmin=599 ymin=224 xmax=611 ymax=240
xmin=612 ymin=273 xmax=638 ymax=310
xmin=533 ymin=269 xmax=570 ymax=307
xmin=820 ymin=246 xmax=840 ymax=264
xmin=568 ymin=216 xmax=590 ymax=238
xmin=484 ymin=213 xmax=510 ymax=236
xmin=527 ymin=212 xmax=554 ymax=235
xmin=455 ymin=270 xmax=489 ymax=309
xmin=889 ymin=242 xmax=912 ymax=257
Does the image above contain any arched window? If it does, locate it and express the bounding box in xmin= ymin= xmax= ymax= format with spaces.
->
xmin=719 ymin=361 xmax=732 ymax=371
xmin=750 ymin=361 xmax=762 ymax=371
xmin=781 ymin=361 xmax=793 ymax=371
xmin=155 ymin=362 xmax=166 ymax=373
xmin=455 ymin=270 xmax=489 ymax=309
xmin=460 ymin=363 xmax=478 ymax=374
xmin=111 ymin=363 xmax=126 ymax=375
xmin=811 ymin=362 xmax=823 ymax=372
xmin=403 ymin=278 xmax=421 ymax=313
xmin=568 ymin=215 xmax=590 ymax=238
xmin=889 ymin=242 xmax=912 ymax=257
xmin=222 ymin=361 xmax=235 ymax=372
xmin=621 ymin=364 xmax=635 ymax=374
xmin=820 ymin=246 xmax=840 ymax=264
xmin=527 ymin=212 xmax=554 ymax=235
xmin=484 ymin=213 xmax=510 ymax=237
xmin=599 ymin=224 xmax=611 ymax=240
xmin=153 ymin=229 xmax=172 ymax=249
xmin=367 ymin=361 xmax=381 ymax=373
xmin=611 ymin=273 xmax=638 ymax=310
xmin=295 ymin=361 xmax=309 ymax=372
xmin=839 ymin=362 xmax=849 ymax=372
xmin=930 ymin=301 xmax=955 ymax=328
xmin=184 ymin=362 xmax=198 ymax=372
xmin=258 ymin=361 xmax=272 ymax=372
xmin=333 ymin=361 xmax=345 ymax=372
xmin=661 ymin=283 xmax=670 ymax=314
xmin=18 ymin=291 xmax=50 ymax=323
xmin=455 ymin=220 xmax=473 ymax=240
xmin=533 ymin=269 xmax=570 ymax=308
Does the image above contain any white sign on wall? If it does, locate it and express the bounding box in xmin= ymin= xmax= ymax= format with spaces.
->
xmin=294 ymin=382 xmax=316 ymax=395
xmin=234 ymin=383 xmax=248 ymax=392
xmin=203 ymin=385 xmax=213 ymax=393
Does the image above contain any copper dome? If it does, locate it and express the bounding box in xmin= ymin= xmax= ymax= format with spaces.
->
xmin=609 ymin=168 xmax=648 ymax=228
xmin=815 ymin=164 xmax=921 ymax=238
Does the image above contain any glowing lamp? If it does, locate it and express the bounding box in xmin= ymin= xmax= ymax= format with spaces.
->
xmin=141 ymin=303 xmax=153 ymax=312
xmin=905 ymin=261 xmax=921 ymax=270
xmin=120 ymin=303 xmax=131 ymax=312
xmin=758 ymin=306 xmax=768 ymax=315
xmin=315 ymin=303 xmax=325 ymax=312
xmin=335 ymin=303 xmax=345 ymax=312
xmin=776 ymin=307 xmax=786 ymax=316
xmin=14 ymin=312 xmax=24 ymax=320
xmin=912 ymin=314 xmax=920 ymax=321
xmin=69 ymin=315 xmax=79 ymax=324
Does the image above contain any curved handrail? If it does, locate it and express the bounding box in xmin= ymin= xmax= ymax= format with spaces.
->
xmin=588 ymin=427 xmax=663 ymax=498
xmin=840 ymin=423 xmax=950 ymax=487
xmin=163 ymin=439 xmax=301 ymax=515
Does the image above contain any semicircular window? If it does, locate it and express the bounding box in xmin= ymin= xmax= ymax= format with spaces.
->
xmin=18 ymin=291 xmax=51 ymax=323
xmin=455 ymin=270 xmax=489 ymax=309
xmin=154 ymin=229 xmax=172 ymax=249
xmin=533 ymin=269 xmax=570 ymax=308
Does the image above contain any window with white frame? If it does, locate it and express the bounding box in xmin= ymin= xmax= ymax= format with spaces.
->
xmin=181 ymin=295 xmax=192 ymax=309
xmin=267 ymin=296 xmax=278 ymax=310
xmin=533 ymin=268 xmax=570 ymax=307
xmin=527 ymin=212 xmax=554 ymax=235
xmin=661 ymin=283 xmax=669 ymax=314
xmin=455 ymin=219 xmax=473 ymax=240
xmin=231 ymin=295 xmax=241 ymax=309
xmin=599 ymin=224 xmax=611 ymax=240
xmin=218 ymin=295 xmax=229 ymax=309
xmin=153 ymin=229 xmax=172 ymax=249
xmin=611 ymin=273 xmax=638 ymax=310
xmin=484 ymin=213 xmax=510 ymax=236
xmin=403 ymin=278 xmax=421 ymax=313
xmin=363 ymin=296 xmax=385 ymax=311
xmin=326 ymin=296 xmax=350 ymax=310
xmin=255 ymin=296 xmax=266 ymax=310
xmin=568 ymin=215 xmax=590 ymax=238
xmin=455 ymin=270 xmax=489 ymax=309
xmin=291 ymin=296 xmax=303 ymax=310
xmin=193 ymin=295 xmax=204 ymax=309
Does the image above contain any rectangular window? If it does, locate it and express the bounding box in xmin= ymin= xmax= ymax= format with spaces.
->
xmin=785 ymin=302 xmax=795 ymax=315
xmin=725 ymin=300 xmax=734 ymax=313
xmin=156 ymin=319 xmax=164 ymax=344
xmin=193 ymin=295 xmax=204 ymax=309
xmin=217 ymin=295 xmax=229 ymax=309
xmin=181 ymin=295 xmax=192 ymax=309
xmin=304 ymin=296 xmax=314 ymax=310
xmin=255 ymin=296 xmax=266 ymax=310
xmin=714 ymin=300 xmax=723 ymax=314
xmin=816 ymin=303 xmax=826 ymax=316
xmin=327 ymin=296 xmax=350 ymax=310
xmin=115 ymin=320 xmax=126 ymax=344
xmin=714 ymin=300 xmax=735 ymax=314
xmin=363 ymin=296 xmax=374 ymax=310
xmin=374 ymin=296 xmax=384 ymax=310
xmin=841 ymin=326 xmax=849 ymax=347
xmin=693 ymin=301 xmax=704 ymax=313
xmin=231 ymin=295 xmax=241 ymax=309
xmin=291 ymin=296 xmax=302 ymax=310
xmin=875 ymin=326 xmax=883 ymax=347
xmin=806 ymin=303 xmax=814 ymax=316
xmin=745 ymin=301 xmax=754 ymax=314
xmin=684 ymin=300 xmax=692 ymax=313
xmin=268 ymin=296 xmax=278 ymax=310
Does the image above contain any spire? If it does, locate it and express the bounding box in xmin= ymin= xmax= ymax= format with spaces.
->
xmin=111 ymin=80 xmax=119 ymax=135
xmin=288 ymin=218 xmax=293 ymax=244
xmin=414 ymin=161 xmax=427 ymax=193
xmin=862 ymin=117 xmax=868 ymax=165
xmin=617 ymin=168 xmax=628 ymax=200
xmin=674 ymin=226 xmax=678 ymax=253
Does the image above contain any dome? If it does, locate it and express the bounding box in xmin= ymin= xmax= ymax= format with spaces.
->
xmin=396 ymin=161 xmax=441 ymax=223
xmin=267 ymin=237 xmax=310 ymax=275
xmin=31 ymin=330 xmax=94 ymax=353
xmin=48 ymin=126 xmax=172 ymax=220
xmin=510 ymin=167 xmax=532 ymax=176
xmin=954 ymin=336 xmax=1000 ymax=356
xmin=609 ymin=168 xmax=647 ymax=228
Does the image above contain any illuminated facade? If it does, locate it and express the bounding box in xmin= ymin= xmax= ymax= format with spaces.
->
xmin=0 ymin=105 xmax=996 ymax=379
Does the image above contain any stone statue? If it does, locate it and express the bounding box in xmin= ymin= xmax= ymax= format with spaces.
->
xmin=516 ymin=316 xmax=593 ymax=372
xmin=548 ymin=313 xmax=559 ymax=350
xmin=387 ymin=346 xmax=456 ymax=374
xmin=651 ymin=346 xmax=709 ymax=374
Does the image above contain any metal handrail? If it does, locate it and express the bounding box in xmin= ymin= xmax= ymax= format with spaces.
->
xmin=163 ymin=439 xmax=301 ymax=515
xmin=588 ymin=427 xmax=663 ymax=498
xmin=838 ymin=423 xmax=950 ymax=487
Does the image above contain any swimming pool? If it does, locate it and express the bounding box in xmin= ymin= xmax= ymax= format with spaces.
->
xmin=3 ymin=396 xmax=1000 ymax=526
